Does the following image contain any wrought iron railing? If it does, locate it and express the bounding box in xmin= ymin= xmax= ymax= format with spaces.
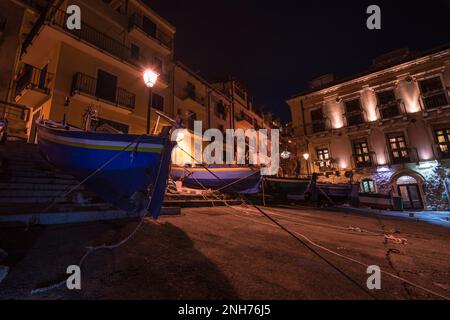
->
xmin=378 ymin=100 xmax=402 ymax=119
xmin=129 ymin=13 xmax=173 ymax=50
xmin=71 ymin=72 xmax=136 ymax=110
xmin=15 ymin=64 xmax=52 ymax=98
xmin=421 ymin=91 xmax=449 ymax=110
xmin=0 ymin=102 xmax=30 ymax=122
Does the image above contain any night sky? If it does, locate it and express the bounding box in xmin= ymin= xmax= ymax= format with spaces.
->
xmin=146 ymin=0 xmax=450 ymax=123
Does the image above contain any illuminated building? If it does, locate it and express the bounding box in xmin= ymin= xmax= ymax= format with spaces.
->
xmin=287 ymin=46 xmax=450 ymax=210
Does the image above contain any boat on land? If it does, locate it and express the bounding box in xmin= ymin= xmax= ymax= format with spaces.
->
xmin=264 ymin=176 xmax=312 ymax=197
xmin=171 ymin=165 xmax=262 ymax=194
xmin=313 ymin=183 xmax=359 ymax=203
xmin=36 ymin=120 xmax=174 ymax=218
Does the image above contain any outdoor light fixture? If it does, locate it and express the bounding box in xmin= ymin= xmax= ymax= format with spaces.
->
xmin=303 ymin=153 xmax=310 ymax=161
xmin=281 ymin=150 xmax=291 ymax=159
xmin=144 ymin=69 xmax=159 ymax=134
xmin=143 ymin=69 xmax=159 ymax=88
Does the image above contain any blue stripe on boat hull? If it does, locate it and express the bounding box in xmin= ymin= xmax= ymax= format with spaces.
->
xmin=37 ymin=122 xmax=173 ymax=218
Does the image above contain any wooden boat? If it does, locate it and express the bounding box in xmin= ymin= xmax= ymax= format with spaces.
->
xmin=36 ymin=120 xmax=174 ymax=218
xmin=264 ymin=176 xmax=311 ymax=196
xmin=171 ymin=165 xmax=262 ymax=194
xmin=358 ymin=193 xmax=393 ymax=210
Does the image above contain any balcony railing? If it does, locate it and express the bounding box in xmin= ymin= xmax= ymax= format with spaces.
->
xmin=15 ymin=64 xmax=52 ymax=98
xmin=379 ymin=100 xmax=402 ymax=119
xmin=352 ymin=152 xmax=375 ymax=168
xmin=71 ymin=72 xmax=136 ymax=110
xmin=129 ymin=13 xmax=173 ymax=50
xmin=236 ymin=111 xmax=253 ymax=125
xmin=0 ymin=102 xmax=30 ymax=122
xmin=421 ymin=91 xmax=448 ymax=110
xmin=181 ymin=89 xmax=205 ymax=106
xmin=21 ymin=6 xmax=163 ymax=74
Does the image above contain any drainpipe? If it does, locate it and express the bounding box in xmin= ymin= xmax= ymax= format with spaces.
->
xmin=231 ymin=80 xmax=236 ymax=130
xmin=300 ymin=99 xmax=310 ymax=175
xmin=206 ymin=88 xmax=212 ymax=129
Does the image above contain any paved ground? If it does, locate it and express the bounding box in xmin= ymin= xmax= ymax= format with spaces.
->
xmin=0 ymin=205 xmax=449 ymax=300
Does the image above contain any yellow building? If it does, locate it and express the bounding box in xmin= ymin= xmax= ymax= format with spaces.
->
xmin=13 ymin=0 xmax=175 ymax=142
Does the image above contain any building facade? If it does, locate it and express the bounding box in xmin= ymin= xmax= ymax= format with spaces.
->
xmin=13 ymin=0 xmax=175 ymax=142
xmin=287 ymin=46 xmax=450 ymax=210
xmin=1 ymin=0 xmax=276 ymax=166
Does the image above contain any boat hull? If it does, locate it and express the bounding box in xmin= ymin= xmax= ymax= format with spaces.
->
xmin=36 ymin=121 xmax=173 ymax=218
xmin=265 ymin=177 xmax=311 ymax=195
xmin=171 ymin=165 xmax=262 ymax=194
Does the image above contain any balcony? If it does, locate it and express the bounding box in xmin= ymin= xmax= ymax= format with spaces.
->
xmin=345 ymin=112 xmax=364 ymax=127
xmin=14 ymin=64 xmax=53 ymax=106
xmin=21 ymin=6 xmax=169 ymax=87
xmin=312 ymin=120 xmax=326 ymax=133
xmin=352 ymin=152 xmax=375 ymax=168
xmin=421 ymin=91 xmax=449 ymax=110
xmin=181 ymin=89 xmax=205 ymax=106
xmin=379 ymin=100 xmax=402 ymax=120
xmin=0 ymin=101 xmax=30 ymax=139
xmin=128 ymin=13 xmax=173 ymax=55
xmin=71 ymin=72 xmax=136 ymax=111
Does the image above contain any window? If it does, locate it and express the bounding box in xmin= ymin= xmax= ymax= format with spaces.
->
xmin=361 ymin=179 xmax=376 ymax=193
xmin=345 ymin=99 xmax=364 ymax=126
xmin=435 ymin=128 xmax=450 ymax=158
xmin=353 ymin=139 xmax=372 ymax=167
xmin=131 ymin=44 xmax=140 ymax=60
xmin=377 ymin=90 xmax=401 ymax=119
xmin=311 ymin=108 xmax=326 ymax=133
xmin=186 ymin=81 xmax=196 ymax=100
xmin=150 ymin=92 xmax=164 ymax=111
xmin=387 ymin=133 xmax=409 ymax=164
xmin=96 ymin=69 xmax=117 ymax=104
xmin=419 ymin=77 xmax=448 ymax=109
xmin=316 ymin=148 xmax=331 ymax=171
xmin=215 ymin=100 xmax=227 ymax=120
xmin=142 ymin=16 xmax=157 ymax=38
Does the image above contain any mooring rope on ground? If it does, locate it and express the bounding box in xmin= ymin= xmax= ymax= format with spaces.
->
xmin=176 ymin=146 xmax=450 ymax=300
xmin=30 ymin=139 xmax=167 ymax=296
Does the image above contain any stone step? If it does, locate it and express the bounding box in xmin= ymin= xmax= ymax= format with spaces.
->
xmin=0 ymin=176 xmax=79 ymax=185
xmin=0 ymin=182 xmax=84 ymax=191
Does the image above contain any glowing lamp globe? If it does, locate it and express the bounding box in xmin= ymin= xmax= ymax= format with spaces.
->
xmin=143 ymin=69 xmax=158 ymax=88
xmin=303 ymin=153 xmax=310 ymax=161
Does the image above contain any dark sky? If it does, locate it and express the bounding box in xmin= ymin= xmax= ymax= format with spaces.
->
xmin=145 ymin=0 xmax=450 ymax=123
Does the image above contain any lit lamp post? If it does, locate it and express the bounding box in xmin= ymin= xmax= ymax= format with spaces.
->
xmin=143 ymin=69 xmax=159 ymax=134
xmin=303 ymin=152 xmax=310 ymax=176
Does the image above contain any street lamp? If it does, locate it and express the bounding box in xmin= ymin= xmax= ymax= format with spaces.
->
xmin=303 ymin=152 xmax=310 ymax=176
xmin=143 ymin=69 xmax=159 ymax=134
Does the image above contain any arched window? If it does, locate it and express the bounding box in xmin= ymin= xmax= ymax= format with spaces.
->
xmin=361 ymin=179 xmax=376 ymax=193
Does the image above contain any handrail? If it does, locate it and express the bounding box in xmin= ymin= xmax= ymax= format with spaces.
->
xmin=129 ymin=13 xmax=173 ymax=50
xmin=71 ymin=72 xmax=136 ymax=110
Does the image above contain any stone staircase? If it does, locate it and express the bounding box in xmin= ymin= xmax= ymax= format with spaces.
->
xmin=0 ymin=140 xmax=115 ymax=215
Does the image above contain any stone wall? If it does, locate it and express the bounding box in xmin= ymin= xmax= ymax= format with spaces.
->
xmin=316 ymin=160 xmax=450 ymax=211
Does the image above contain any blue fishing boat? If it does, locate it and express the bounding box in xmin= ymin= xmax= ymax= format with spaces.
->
xmin=171 ymin=165 xmax=262 ymax=194
xmin=36 ymin=120 xmax=174 ymax=218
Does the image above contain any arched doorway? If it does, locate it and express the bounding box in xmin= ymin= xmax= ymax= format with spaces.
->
xmin=391 ymin=172 xmax=424 ymax=210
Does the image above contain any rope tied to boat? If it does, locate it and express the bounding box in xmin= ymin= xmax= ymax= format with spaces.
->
xmin=30 ymin=136 xmax=168 ymax=296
